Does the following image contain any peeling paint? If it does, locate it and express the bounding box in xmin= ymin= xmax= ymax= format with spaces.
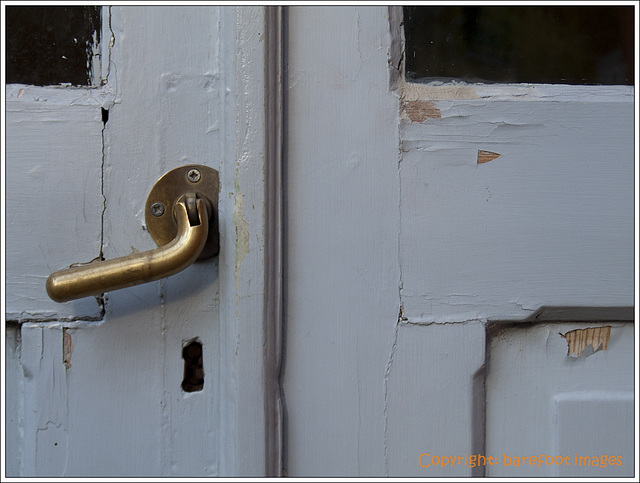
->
xmin=403 ymin=100 xmax=441 ymax=123
xmin=477 ymin=150 xmax=501 ymax=164
xmin=400 ymin=81 xmax=479 ymax=101
xmin=560 ymin=326 xmax=611 ymax=357
xmin=6 ymin=311 xmax=105 ymax=324
xmin=234 ymin=170 xmax=250 ymax=304
xmin=400 ymin=79 xmax=633 ymax=102
xmin=62 ymin=329 xmax=73 ymax=370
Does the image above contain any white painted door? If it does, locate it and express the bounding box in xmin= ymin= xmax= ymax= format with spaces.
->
xmin=5 ymin=7 xmax=280 ymax=477
xmin=282 ymin=6 xmax=635 ymax=477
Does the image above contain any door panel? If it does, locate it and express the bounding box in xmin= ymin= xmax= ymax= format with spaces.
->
xmin=486 ymin=322 xmax=634 ymax=477
xmin=5 ymin=88 xmax=105 ymax=321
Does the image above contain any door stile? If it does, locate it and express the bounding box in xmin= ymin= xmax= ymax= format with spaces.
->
xmin=264 ymin=6 xmax=285 ymax=478
xmin=223 ymin=6 xmax=285 ymax=476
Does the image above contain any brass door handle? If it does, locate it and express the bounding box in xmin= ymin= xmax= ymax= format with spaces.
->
xmin=46 ymin=165 xmax=219 ymax=303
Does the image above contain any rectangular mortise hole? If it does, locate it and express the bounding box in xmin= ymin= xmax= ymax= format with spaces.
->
xmin=181 ymin=340 xmax=204 ymax=392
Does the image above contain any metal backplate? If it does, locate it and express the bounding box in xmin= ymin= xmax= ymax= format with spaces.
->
xmin=145 ymin=165 xmax=219 ymax=259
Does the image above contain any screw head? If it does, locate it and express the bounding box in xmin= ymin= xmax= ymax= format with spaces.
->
xmin=187 ymin=168 xmax=201 ymax=183
xmin=150 ymin=202 xmax=165 ymax=217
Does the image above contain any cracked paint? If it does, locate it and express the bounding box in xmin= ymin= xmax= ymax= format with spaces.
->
xmin=383 ymin=306 xmax=402 ymax=476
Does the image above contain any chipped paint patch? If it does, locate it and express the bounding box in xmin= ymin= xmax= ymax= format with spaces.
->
xmin=234 ymin=170 xmax=250 ymax=304
xmin=399 ymin=80 xmax=633 ymax=102
xmin=560 ymin=326 xmax=611 ymax=357
xmin=400 ymin=81 xmax=479 ymax=101
xmin=63 ymin=328 xmax=73 ymax=370
xmin=403 ymin=100 xmax=441 ymax=123
xmin=477 ymin=150 xmax=501 ymax=164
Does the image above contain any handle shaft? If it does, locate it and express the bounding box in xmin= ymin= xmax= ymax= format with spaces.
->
xmin=46 ymin=198 xmax=208 ymax=303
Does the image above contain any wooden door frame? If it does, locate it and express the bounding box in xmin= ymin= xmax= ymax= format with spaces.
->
xmin=230 ymin=6 xmax=284 ymax=476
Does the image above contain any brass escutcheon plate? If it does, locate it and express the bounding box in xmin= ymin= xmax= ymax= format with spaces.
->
xmin=145 ymin=165 xmax=219 ymax=259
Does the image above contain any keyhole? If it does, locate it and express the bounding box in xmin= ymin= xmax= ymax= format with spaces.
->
xmin=181 ymin=340 xmax=204 ymax=392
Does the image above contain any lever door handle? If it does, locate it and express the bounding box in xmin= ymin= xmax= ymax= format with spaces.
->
xmin=46 ymin=165 xmax=219 ymax=303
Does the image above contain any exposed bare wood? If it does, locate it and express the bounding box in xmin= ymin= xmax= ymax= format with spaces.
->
xmin=560 ymin=326 xmax=612 ymax=357
xmin=403 ymin=100 xmax=441 ymax=122
xmin=477 ymin=150 xmax=501 ymax=164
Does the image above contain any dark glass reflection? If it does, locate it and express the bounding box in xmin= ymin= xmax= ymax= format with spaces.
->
xmin=6 ymin=6 xmax=102 ymax=86
xmin=404 ymin=6 xmax=634 ymax=85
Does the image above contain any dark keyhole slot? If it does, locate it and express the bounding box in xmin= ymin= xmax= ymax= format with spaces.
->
xmin=181 ymin=340 xmax=204 ymax=392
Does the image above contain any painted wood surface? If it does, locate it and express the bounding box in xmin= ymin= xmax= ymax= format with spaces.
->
xmin=4 ymin=325 xmax=22 ymax=477
xmin=5 ymin=7 xmax=276 ymax=476
xmin=486 ymin=322 xmax=634 ymax=477
xmin=229 ymin=7 xmax=283 ymax=475
xmin=385 ymin=321 xmax=486 ymax=477
xmin=284 ymin=7 xmax=402 ymax=476
xmin=96 ymin=7 xmax=227 ymax=474
xmin=283 ymin=6 xmax=635 ymax=477
xmin=5 ymin=86 xmax=108 ymax=321
xmin=399 ymin=91 xmax=634 ymax=322
xmin=5 ymin=5 xmax=635 ymax=478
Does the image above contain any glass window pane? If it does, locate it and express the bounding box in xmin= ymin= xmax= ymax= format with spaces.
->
xmin=6 ymin=6 xmax=102 ymax=86
xmin=404 ymin=6 xmax=634 ymax=85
